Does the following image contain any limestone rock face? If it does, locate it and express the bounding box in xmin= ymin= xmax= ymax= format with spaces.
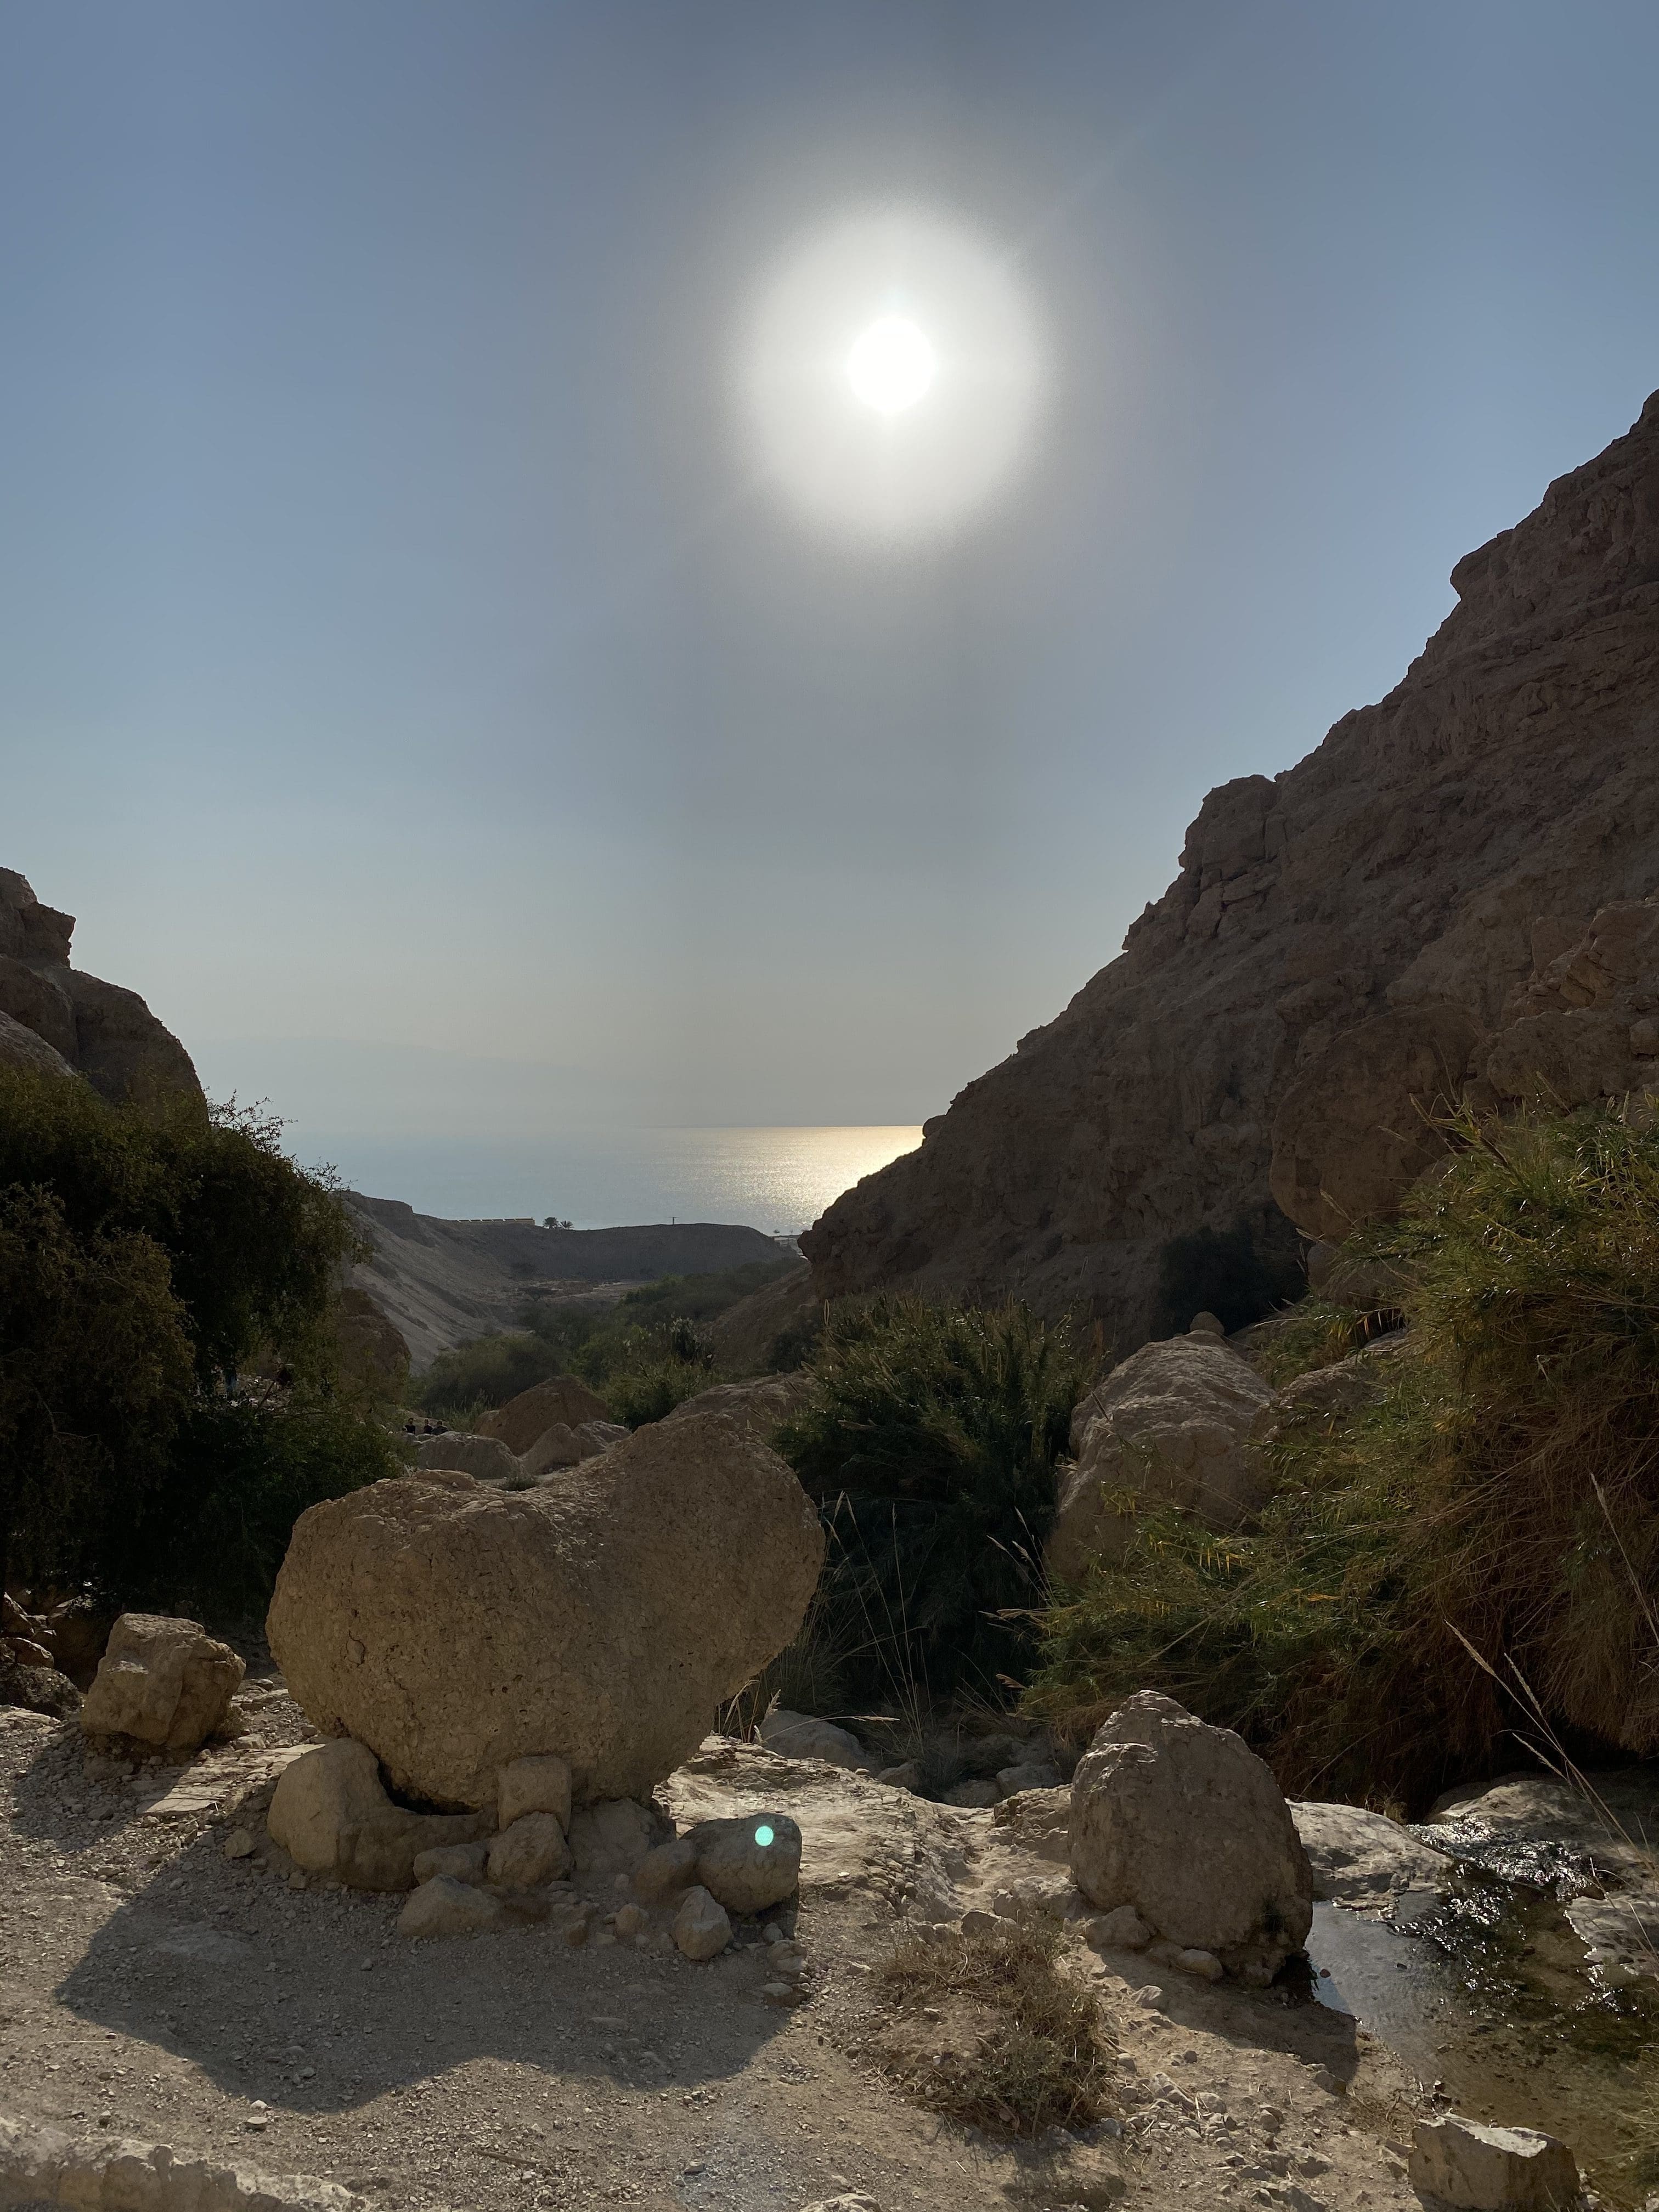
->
xmin=0 ymin=870 xmax=202 ymax=1105
xmin=802 ymin=392 xmax=1659 ymax=1343
xmin=479 ymin=1376 xmax=609 ymax=1455
xmin=1049 ymin=1336 xmax=1274 ymax=1581
xmin=266 ymin=1417 xmax=826 ymax=1809
xmin=81 ymin=1615 xmax=244 ymax=1756
xmin=1069 ymin=1691 xmax=1313 ymax=1983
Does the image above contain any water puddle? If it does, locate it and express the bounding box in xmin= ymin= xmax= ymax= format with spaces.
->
xmin=1306 ymin=1880 xmax=1659 ymax=2208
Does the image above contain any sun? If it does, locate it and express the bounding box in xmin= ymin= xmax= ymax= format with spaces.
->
xmin=846 ymin=316 xmax=936 ymax=414
xmin=740 ymin=208 xmax=1047 ymax=541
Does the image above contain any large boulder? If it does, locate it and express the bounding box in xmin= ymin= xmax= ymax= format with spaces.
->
xmin=80 ymin=1614 xmax=244 ymax=1756
xmin=1069 ymin=1691 xmax=1313 ymax=1984
xmin=1408 ymin=2115 xmax=1579 ymax=2211
xmin=479 ymin=1376 xmax=610 ymax=1455
xmin=1048 ymin=1335 xmax=1275 ymax=1581
xmin=406 ymin=1431 xmax=520 ymax=1483
xmin=662 ymin=1372 xmax=815 ymax=1447
xmin=266 ymin=1413 xmax=826 ymax=1809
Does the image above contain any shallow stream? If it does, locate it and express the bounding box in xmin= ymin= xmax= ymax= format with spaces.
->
xmin=1306 ymin=1867 xmax=1659 ymax=2208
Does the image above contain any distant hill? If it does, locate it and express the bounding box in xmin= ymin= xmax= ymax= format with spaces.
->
xmin=345 ymin=1193 xmax=790 ymax=1368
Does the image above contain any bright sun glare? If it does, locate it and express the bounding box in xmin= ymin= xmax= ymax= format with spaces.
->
xmin=846 ymin=316 xmax=936 ymax=414
xmin=741 ymin=210 xmax=1046 ymax=542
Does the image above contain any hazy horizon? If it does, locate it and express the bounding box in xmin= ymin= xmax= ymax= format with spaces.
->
xmin=7 ymin=2 xmax=1659 ymax=1144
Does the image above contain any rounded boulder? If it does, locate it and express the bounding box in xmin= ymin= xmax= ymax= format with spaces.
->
xmin=266 ymin=1412 xmax=826 ymax=1809
xmin=1069 ymin=1691 xmax=1313 ymax=1983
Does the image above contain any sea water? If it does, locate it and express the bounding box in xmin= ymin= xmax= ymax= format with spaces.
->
xmin=294 ymin=1126 xmax=922 ymax=1237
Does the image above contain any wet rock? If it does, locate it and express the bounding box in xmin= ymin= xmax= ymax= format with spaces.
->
xmin=81 ymin=1613 xmax=243 ymax=1756
xmin=1408 ymin=2113 xmax=1579 ymax=2210
xmin=672 ymin=1884 xmax=732 ymax=1961
xmin=1291 ymin=1799 xmax=1455 ymax=1911
xmin=1070 ymin=1691 xmax=1313 ymax=1983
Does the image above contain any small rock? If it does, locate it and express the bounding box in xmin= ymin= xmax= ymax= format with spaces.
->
xmin=81 ymin=1613 xmax=244 ymax=1756
xmin=942 ymin=1779 xmax=1001 ymax=1809
xmin=613 ymin=1902 xmax=649 ymax=1939
xmin=488 ymin=1811 xmax=572 ymax=1888
xmin=561 ymin=1911 xmax=592 ymax=1948
xmin=634 ymin=1834 xmax=699 ymax=1906
xmin=397 ymin=1875 xmax=507 ymax=1939
xmin=497 ymin=1753 xmax=572 ymax=1832
xmin=760 ymin=1978 xmax=794 ymax=2001
xmin=411 ymin=1842 xmax=489 ymax=1885
xmin=1408 ymin=2114 xmax=1580 ymax=2211
xmin=996 ymin=1762 xmax=1062 ymax=1795
xmin=689 ymin=1812 xmax=802 ymax=1913
xmin=673 ymin=1884 xmax=732 ymax=1961
xmin=758 ymin=1707 xmax=877 ymax=1773
xmin=1087 ymin=1904 xmax=1153 ymax=1951
xmin=874 ymin=1763 xmax=919 ymax=1790
xmin=798 ymin=2197 xmax=884 ymax=2212
xmin=222 ymin=1827 xmax=257 ymax=1861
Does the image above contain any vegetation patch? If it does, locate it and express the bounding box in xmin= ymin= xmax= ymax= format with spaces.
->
xmin=870 ymin=1917 xmax=1115 ymax=2138
xmin=775 ymin=1297 xmax=1094 ymax=1707
xmin=1031 ymin=1104 xmax=1659 ymax=1808
xmin=0 ymin=1068 xmax=399 ymax=1617
xmin=413 ymin=1256 xmax=797 ymax=1427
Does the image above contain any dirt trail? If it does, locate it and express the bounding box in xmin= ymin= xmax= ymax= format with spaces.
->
xmin=2 ymin=1705 xmax=1426 ymax=2212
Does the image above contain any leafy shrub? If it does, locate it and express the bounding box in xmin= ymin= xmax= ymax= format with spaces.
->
xmin=777 ymin=1298 xmax=1094 ymax=1706
xmin=1031 ymin=1103 xmax=1659 ymax=1807
xmin=0 ymin=1067 xmax=390 ymax=1613
xmin=1152 ymin=1211 xmax=1305 ymax=1338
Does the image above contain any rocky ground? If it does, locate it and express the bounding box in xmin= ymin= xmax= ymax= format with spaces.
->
xmin=1 ymin=1691 xmax=1432 ymax=2212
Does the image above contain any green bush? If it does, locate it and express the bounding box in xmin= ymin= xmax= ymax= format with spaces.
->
xmin=0 ymin=1067 xmax=392 ymax=1613
xmin=1030 ymin=1103 xmax=1659 ymax=1807
xmin=776 ymin=1298 xmax=1094 ymax=1707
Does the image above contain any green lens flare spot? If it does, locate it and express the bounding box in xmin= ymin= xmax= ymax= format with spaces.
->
xmin=754 ymin=1824 xmax=775 ymax=1849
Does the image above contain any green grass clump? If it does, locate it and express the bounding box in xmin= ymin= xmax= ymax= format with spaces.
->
xmin=776 ymin=1297 xmax=1095 ymax=1706
xmin=873 ymin=1917 xmax=1115 ymax=2138
xmin=1030 ymin=1103 xmax=1659 ymax=1807
xmin=1244 ymin=1296 xmax=1375 ymax=1388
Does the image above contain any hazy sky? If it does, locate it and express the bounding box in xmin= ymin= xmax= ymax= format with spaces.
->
xmin=6 ymin=1 xmax=1659 ymax=1140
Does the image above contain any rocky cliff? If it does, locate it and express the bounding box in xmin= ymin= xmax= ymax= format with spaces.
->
xmin=0 ymin=869 xmax=202 ymax=1104
xmin=803 ymin=389 xmax=1659 ymax=1343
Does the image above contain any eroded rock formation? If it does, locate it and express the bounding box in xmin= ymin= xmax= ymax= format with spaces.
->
xmin=0 ymin=868 xmax=202 ymax=1104
xmin=804 ymin=391 xmax=1659 ymax=1343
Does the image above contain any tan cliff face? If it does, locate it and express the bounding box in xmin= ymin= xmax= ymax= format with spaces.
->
xmin=0 ymin=868 xmax=202 ymax=1105
xmin=802 ymin=388 xmax=1659 ymax=1344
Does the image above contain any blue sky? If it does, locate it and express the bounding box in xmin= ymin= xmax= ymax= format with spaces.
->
xmin=5 ymin=1 xmax=1658 ymax=1139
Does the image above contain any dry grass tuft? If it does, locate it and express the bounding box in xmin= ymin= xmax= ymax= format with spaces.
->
xmin=871 ymin=1917 xmax=1115 ymax=2138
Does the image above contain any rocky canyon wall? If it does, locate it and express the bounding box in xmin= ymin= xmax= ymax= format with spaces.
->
xmin=802 ymin=389 xmax=1659 ymax=1345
